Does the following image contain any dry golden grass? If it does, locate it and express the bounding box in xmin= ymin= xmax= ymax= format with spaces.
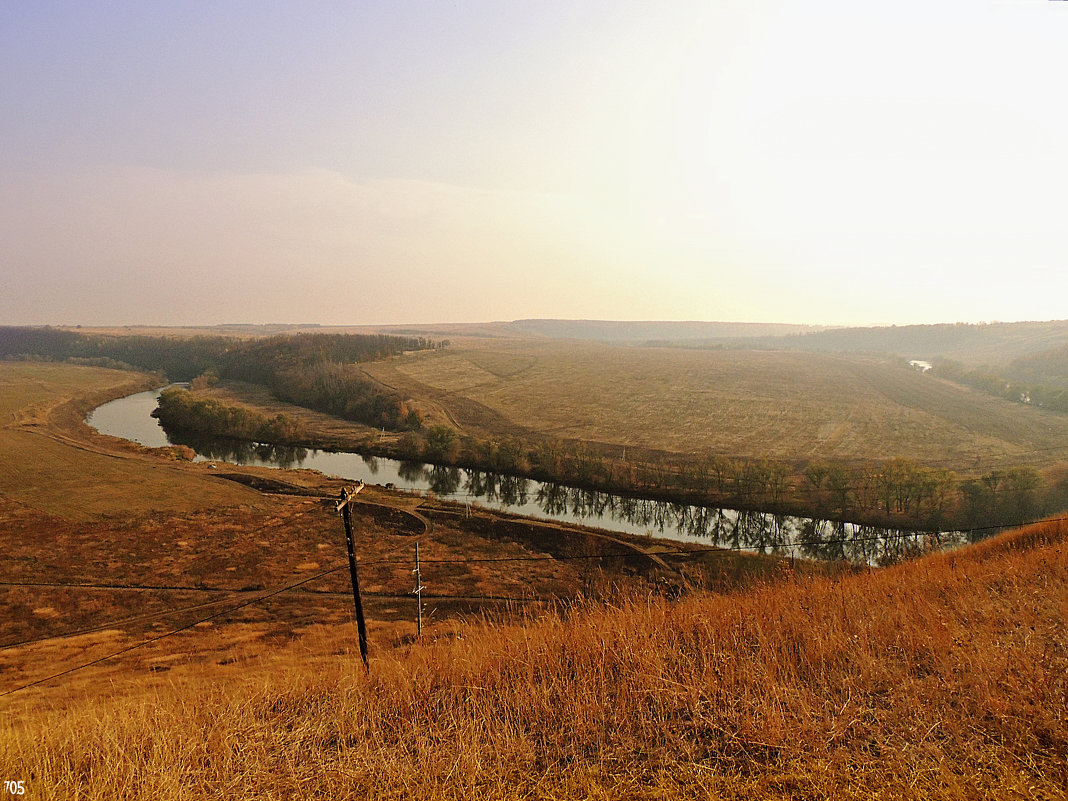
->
xmin=365 ymin=337 xmax=1068 ymax=469
xmin=0 ymin=361 xmax=265 ymax=519
xmin=4 ymin=357 xmax=1066 ymax=798
xmin=2 ymin=361 xmax=737 ymax=722
xmin=4 ymin=519 xmax=1065 ymax=799
xmin=0 ymin=478 xmax=611 ymax=709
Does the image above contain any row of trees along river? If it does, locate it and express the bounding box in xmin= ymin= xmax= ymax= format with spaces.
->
xmin=0 ymin=325 xmax=442 ymax=430
xmin=100 ymin=392 xmax=961 ymax=567
xmin=153 ymin=381 xmax=1066 ymax=536
xmin=3 ymin=325 xmax=1062 ymax=537
xmin=384 ymin=424 xmax=1064 ymax=533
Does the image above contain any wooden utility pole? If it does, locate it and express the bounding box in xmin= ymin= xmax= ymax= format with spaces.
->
xmin=412 ymin=541 xmax=424 ymax=638
xmin=335 ymin=483 xmax=369 ymax=669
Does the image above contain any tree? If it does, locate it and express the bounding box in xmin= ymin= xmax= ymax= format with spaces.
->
xmin=1004 ymin=466 xmax=1043 ymax=521
xmin=424 ymin=425 xmax=459 ymax=463
xmin=826 ymin=463 xmax=853 ymax=514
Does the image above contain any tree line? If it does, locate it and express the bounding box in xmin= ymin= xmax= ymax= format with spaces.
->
xmin=388 ymin=426 xmax=1066 ymax=532
xmin=0 ymin=326 xmax=441 ymax=431
xmin=935 ymin=354 xmax=1068 ymax=414
xmin=147 ymin=374 xmax=1068 ymax=532
xmin=6 ymin=325 xmax=1063 ymax=531
xmin=388 ymin=461 xmax=950 ymax=566
xmin=152 ymin=387 xmax=309 ymax=445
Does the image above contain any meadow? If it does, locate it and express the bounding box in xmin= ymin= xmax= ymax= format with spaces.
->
xmin=0 ymin=362 xmax=257 ymax=519
xmin=3 ymin=513 xmax=1065 ymax=799
xmin=364 ymin=336 xmax=1068 ymax=471
xmin=2 ymin=355 xmax=1067 ymax=798
xmin=0 ymin=361 xmax=769 ymax=712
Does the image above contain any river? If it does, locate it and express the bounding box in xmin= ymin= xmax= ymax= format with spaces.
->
xmin=87 ymin=389 xmax=965 ymax=564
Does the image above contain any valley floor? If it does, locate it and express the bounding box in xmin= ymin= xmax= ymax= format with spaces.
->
xmin=1 ymin=362 xmax=1065 ymax=799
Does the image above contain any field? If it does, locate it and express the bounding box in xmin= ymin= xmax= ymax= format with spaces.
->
xmin=1 ymin=362 xmax=1067 ymax=798
xmin=364 ymin=336 xmax=1068 ymax=471
xmin=0 ymin=361 xmax=774 ymax=711
xmin=0 ymin=362 xmax=265 ymax=519
xmin=5 ymin=511 xmax=1068 ymax=798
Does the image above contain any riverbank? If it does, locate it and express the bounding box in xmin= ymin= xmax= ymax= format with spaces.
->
xmin=159 ymin=380 xmax=1000 ymax=535
xmin=3 ymin=361 xmax=821 ymax=715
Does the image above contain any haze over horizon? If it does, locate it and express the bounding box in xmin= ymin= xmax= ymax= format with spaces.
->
xmin=3 ymin=1 xmax=1067 ymax=329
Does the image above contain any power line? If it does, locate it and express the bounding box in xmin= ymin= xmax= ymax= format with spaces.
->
xmin=0 ymin=533 xmax=430 ymax=653
xmin=9 ymin=515 xmax=1059 ymax=598
xmin=8 ymin=492 xmax=1058 ymax=697
xmin=0 ymin=564 xmax=346 ymax=698
xmin=0 ymin=590 xmax=546 ymax=654
xmin=0 ymin=580 xmax=249 ymax=593
xmin=7 ymin=509 xmax=1052 ymax=659
xmin=0 ymin=594 xmax=244 ymax=652
xmin=360 ymin=516 xmax=1066 ymax=566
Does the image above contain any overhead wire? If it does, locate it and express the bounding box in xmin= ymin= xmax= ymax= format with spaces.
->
xmin=0 ymin=502 xmax=339 ymax=651
xmin=0 ymin=593 xmax=245 ymax=652
xmin=0 ymin=563 xmax=348 ymax=698
xmin=7 ymin=471 xmax=1061 ymax=697
xmin=9 ymin=514 xmax=1061 ymax=599
xmin=0 ymin=511 xmax=427 ymax=654
xmin=17 ymin=368 xmax=1056 ymax=696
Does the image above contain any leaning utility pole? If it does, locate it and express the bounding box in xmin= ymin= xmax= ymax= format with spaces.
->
xmin=335 ymin=483 xmax=369 ymax=669
xmin=412 ymin=541 xmax=425 ymax=638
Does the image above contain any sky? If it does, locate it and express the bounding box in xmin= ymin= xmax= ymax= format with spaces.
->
xmin=1 ymin=0 xmax=1067 ymax=328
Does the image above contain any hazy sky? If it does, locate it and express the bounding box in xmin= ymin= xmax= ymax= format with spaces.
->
xmin=2 ymin=1 xmax=1066 ymax=327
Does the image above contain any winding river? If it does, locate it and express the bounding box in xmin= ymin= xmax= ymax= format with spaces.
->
xmin=88 ymin=389 xmax=966 ymax=564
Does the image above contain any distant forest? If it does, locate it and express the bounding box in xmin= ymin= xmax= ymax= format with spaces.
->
xmin=725 ymin=320 xmax=1068 ymax=360
xmin=0 ymin=326 xmax=442 ymax=431
xmin=934 ymin=348 xmax=1068 ymax=414
xmin=715 ymin=320 xmax=1068 ymax=416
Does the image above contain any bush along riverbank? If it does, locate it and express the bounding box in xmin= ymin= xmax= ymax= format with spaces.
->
xmin=0 ymin=326 xmax=441 ymax=432
xmin=152 ymin=386 xmax=1068 ymax=536
xmin=152 ymin=387 xmax=311 ymax=446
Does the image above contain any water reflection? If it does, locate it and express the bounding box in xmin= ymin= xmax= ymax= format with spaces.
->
xmin=464 ymin=470 xmax=531 ymax=506
xmin=163 ymin=430 xmax=956 ymax=565
xmin=163 ymin=428 xmax=311 ymax=470
xmin=395 ymin=464 xmax=959 ymax=567
xmin=427 ymin=465 xmax=463 ymax=496
xmin=90 ymin=392 xmax=962 ymax=566
xmin=397 ymin=460 xmax=428 ymax=484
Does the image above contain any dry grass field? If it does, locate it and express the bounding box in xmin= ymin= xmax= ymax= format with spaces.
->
xmin=3 ymin=518 xmax=1065 ymax=799
xmin=0 ymin=362 xmax=268 ymax=519
xmin=364 ymin=337 xmax=1068 ymax=471
xmin=2 ymin=363 xmax=1067 ymax=798
xmin=0 ymin=361 xmax=757 ymax=712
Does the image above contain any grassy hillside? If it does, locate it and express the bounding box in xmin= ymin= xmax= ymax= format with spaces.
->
xmin=0 ymin=361 xmax=792 ymax=717
xmin=2 ymin=357 xmax=1066 ymax=799
xmin=737 ymin=319 xmax=1068 ymax=367
xmin=3 ymin=517 xmax=1065 ymax=799
xmin=364 ymin=337 xmax=1068 ymax=470
xmin=0 ymin=362 xmax=265 ymax=519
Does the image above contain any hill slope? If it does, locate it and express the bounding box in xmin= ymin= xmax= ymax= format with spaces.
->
xmin=365 ymin=337 xmax=1068 ymax=468
xmin=735 ymin=319 xmax=1068 ymax=367
xmin=5 ymin=518 xmax=1067 ymax=799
